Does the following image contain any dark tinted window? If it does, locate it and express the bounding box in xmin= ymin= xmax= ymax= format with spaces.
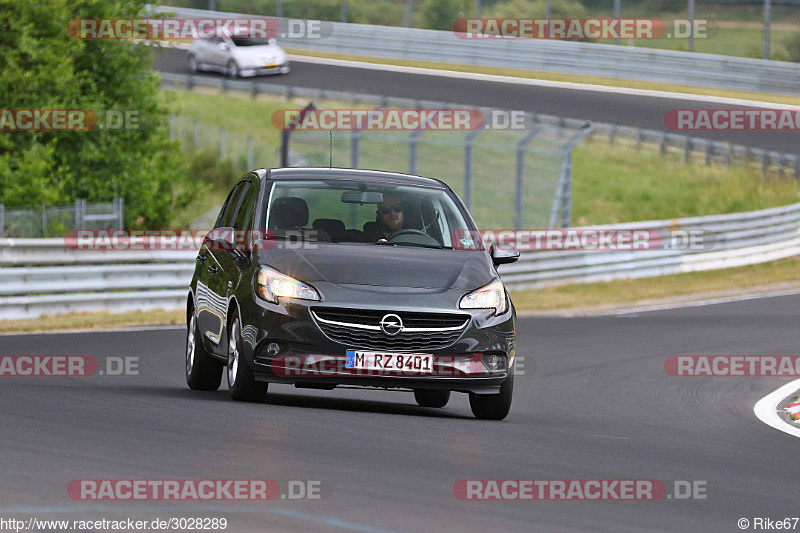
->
xmin=216 ymin=182 xmax=246 ymax=229
xmin=233 ymin=180 xmax=258 ymax=232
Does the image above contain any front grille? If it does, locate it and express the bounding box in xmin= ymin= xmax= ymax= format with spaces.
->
xmin=311 ymin=307 xmax=469 ymax=351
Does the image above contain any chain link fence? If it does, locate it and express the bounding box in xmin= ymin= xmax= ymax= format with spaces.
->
xmin=280 ymin=121 xmax=593 ymax=229
xmin=171 ymin=110 xmax=592 ymax=228
xmin=0 ymin=199 xmax=124 ymax=238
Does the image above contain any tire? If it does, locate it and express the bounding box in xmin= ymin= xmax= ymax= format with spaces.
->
xmin=187 ymin=54 xmax=200 ymax=74
xmin=413 ymin=389 xmax=450 ymax=408
xmin=227 ymin=312 xmax=267 ymax=402
xmin=469 ymin=374 xmax=513 ymax=420
xmin=226 ymin=60 xmax=239 ymax=79
xmin=186 ymin=310 xmax=223 ymax=391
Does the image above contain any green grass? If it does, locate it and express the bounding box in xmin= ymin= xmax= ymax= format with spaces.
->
xmin=572 ymin=137 xmax=800 ymax=225
xmin=509 ymin=255 xmax=800 ymax=312
xmin=596 ymin=26 xmax=797 ymax=60
xmin=164 ymin=88 xmax=800 ymax=228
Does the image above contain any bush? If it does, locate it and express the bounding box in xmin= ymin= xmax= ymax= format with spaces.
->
xmin=486 ymin=0 xmax=588 ymax=18
xmin=188 ymin=149 xmax=235 ymax=190
xmin=784 ymin=31 xmax=800 ymax=62
xmin=421 ymin=0 xmax=471 ymax=30
xmin=0 ymin=0 xmax=196 ymax=228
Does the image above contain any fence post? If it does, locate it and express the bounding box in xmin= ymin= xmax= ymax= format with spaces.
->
xmin=169 ymin=114 xmax=175 ymax=141
xmin=409 ymin=129 xmax=425 ymax=175
xmin=351 ymin=129 xmax=361 ymax=168
xmin=515 ymin=125 xmax=546 ymax=230
xmin=0 ymin=204 xmax=4 ymax=237
xmin=551 ymin=123 xmax=593 ymax=229
xmin=75 ymin=199 xmax=83 ymax=229
xmin=116 ymin=197 xmax=124 ymax=230
xmin=247 ymin=137 xmax=254 ymax=170
xmin=280 ymin=102 xmax=316 ymax=167
xmin=660 ymin=133 xmax=667 ymax=156
xmin=220 ymin=128 xmax=226 ymax=160
xmin=684 ymin=137 xmax=692 ymax=164
xmin=794 ymin=156 xmax=799 ymax=181
xmin=463 ymin=125 xmax=485 ymax=212
xmin=41 ymin=204 xmax=46 ymax=237
xmin=705 ymin=142 xmax=712 ymax=165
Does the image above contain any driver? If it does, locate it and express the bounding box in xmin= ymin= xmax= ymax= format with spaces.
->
xmin=375 ymin=193 xmax=404 ymax=239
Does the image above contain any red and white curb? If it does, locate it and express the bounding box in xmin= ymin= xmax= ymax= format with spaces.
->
xmin=754 ymin=378 xmax=800 ymax=438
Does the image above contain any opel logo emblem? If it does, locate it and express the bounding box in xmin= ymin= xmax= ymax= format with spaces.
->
xmin=379 ymin=314 xmax=403 ymax=336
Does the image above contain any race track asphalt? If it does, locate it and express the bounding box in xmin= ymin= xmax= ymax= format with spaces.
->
xmin=1 ymin=294 xmax=798 ymax=532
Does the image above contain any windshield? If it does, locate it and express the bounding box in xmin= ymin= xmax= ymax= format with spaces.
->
xmin=231 ymin=37 xmax=273 ymax=47
xmin=264 ymin=179 xmax=481 ymax=250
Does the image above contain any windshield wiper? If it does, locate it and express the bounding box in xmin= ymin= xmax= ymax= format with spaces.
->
xmin=391 ymin=242 xmax=452 ymax=250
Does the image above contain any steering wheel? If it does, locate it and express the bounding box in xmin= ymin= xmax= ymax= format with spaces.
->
xmin=386 ymin=229 xmax=441 ymax=246
xmin=387 ymin=229 xmax=428 ymax=240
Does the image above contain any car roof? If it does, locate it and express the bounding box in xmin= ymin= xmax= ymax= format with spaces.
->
xmin=263 ymin=168 xmax=449 ymax=189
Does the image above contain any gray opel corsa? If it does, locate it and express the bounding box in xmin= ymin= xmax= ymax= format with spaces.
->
xmin=186 ymin=168 xmax=519 ymax=419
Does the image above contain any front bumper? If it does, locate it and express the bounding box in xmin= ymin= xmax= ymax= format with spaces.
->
xmin=239 ymin=282 xmax=516 ymax=393
xmin=240 ymin=64 xmax=290 ymax=76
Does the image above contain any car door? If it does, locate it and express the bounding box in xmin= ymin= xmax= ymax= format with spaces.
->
xmin=204 ymin=38 xmax=230 ymax=71
xmin=196 ymin=182 xmax=246 ymax=350
xmin=213 ymin=178 xmax=259 ymax=353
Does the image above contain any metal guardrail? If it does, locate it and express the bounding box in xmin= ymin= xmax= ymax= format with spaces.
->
xmin=159 ymin=72 xmax=800 ymax=179
xmin=1 ymin=201 xmax=798 ymax=319
xmin=158 ymin=5 xmax=800 ymax=96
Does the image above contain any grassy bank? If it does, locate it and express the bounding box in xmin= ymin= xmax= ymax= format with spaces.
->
xmin=164 ymin=88 xmax=800 ymax=228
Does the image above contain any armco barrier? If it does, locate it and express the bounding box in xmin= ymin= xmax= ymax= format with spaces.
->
xmin=157 ymin=5 xmax=800 ymax=96
xmin=1 ymin=201 xmax=799 ymax=319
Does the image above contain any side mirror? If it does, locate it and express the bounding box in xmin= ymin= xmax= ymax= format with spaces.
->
xmin=217 ymin=42 xmax=229 ymax=51
xmin=205 ymin=227 xmax=237 ymax=251
xmin=490 ymin=242 xmax=519 ymax=266
xmin=268 ymin=38 xmax=277 ymax=45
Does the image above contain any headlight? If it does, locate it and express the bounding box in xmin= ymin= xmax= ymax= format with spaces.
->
xmin=257 ymin=267 xmax=320 ymax=303
xmin=459 ymin=279 xmax=507 ymax=315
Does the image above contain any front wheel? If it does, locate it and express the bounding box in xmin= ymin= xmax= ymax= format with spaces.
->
xmin=413 ymin=389 xmax=450 ymax=408
xmin=186 ymin=311 xmax=223 ymax=391
xmin=227 ymin=313 xmax=267 ymax=402
xmin=469 ymin=374 xmax=513 ymax=420
xmin=187 ymin=54 xmax=200 ymax=74
xmin=226 ymin=60 xmax=240 ymax=79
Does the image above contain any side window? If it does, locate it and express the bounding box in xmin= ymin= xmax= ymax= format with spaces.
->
xmin=234 ymin=180 xmax=258 ymax=232
xmin=215 ymin=182 xmax=246 ymax=229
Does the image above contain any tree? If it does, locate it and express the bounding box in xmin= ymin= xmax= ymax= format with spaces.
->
xmin=486 ymin=0 xmax=587 ymax=18
xmin=0 ymin=0 xmax=194 ymax=228
xmin=421 ymin=0 xmax=471 ymax=31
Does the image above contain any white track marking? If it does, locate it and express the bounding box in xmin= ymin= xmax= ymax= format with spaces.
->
xmin=754 ymin=379 xmax=800 ymax=438
xmin=289 ymin=55 xmax=800 ymax=109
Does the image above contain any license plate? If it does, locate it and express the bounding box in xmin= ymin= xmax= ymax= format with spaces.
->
xmin=345 ymin=350 xmax=433 ymax=373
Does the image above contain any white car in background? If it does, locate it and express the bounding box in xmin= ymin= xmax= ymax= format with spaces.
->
xmin=187 ymin=35 xmax=290 ymax=78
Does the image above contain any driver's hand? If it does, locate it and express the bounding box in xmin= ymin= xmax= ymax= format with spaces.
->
xmin=377 ymin=238 xmax=388 ymax=243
